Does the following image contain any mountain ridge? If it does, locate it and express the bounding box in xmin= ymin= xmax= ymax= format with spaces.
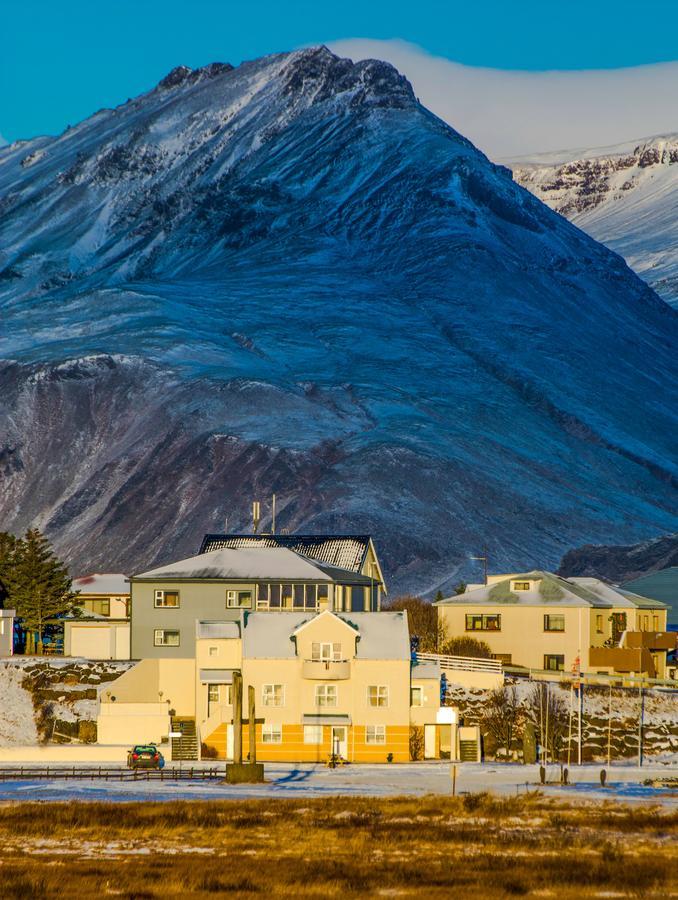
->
xmin=1 ymin=47 xmax=676 ymax=593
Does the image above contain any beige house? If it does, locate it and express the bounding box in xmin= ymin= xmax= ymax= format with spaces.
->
xmin=435 ymin=571 xmax=672 ymax=679
xmin=98 ymin=609 xmax=447 ymax=762
xmin=129 ymin=546 xmax=381 ymax=660
xmin=64 ymin=573 xmax=131 ymax=660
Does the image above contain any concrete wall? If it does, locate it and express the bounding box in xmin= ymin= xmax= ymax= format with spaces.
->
xmin=0 ymin=613 xmax=14 ymax=656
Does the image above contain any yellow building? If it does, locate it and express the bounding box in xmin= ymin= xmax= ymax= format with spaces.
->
xmin=435 ymin=571 xmax=672 ymax=679
xmin=98 ymin=608 xmax=445 ymax=762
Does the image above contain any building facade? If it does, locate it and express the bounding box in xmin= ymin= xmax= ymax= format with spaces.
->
xmin=129 ymin=546 xmax=381 ymax=660
xmin=0 ymin=609 xmax=15 ymax=656
xmin=435 ymin=571 xmax=673 ymax=679
xmin=98 ymin=609 xmax=444 ymax=761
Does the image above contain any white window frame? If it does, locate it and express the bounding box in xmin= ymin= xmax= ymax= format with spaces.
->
xmin=262 ymin=724 xmax=282 ymax=744
xmin=154 ymin=589 xmax=180 ymax=608
xmin=262 ymin=683 xmax=285 ymax=707
xmin=153 ymin=628 xmax=180 ymax=647
xmin=303 ymin=725 xmax=323 ymax=744
xmin=226 ymin=589 xmax=253 ymax=609
xmin=367 ymin=685 xmax=389 ymax=707
xmin=314 ymin=684 xmax=337 ymax=707
xmin=410 ymin=685 xmax=423 ymax=707
xmin=512 ymin=581 xmax=531 ymax=592
xmin=366 ymin=725 xmax=386 ymax=745
xmin=311 ymin=642 xmax=342 ymax=662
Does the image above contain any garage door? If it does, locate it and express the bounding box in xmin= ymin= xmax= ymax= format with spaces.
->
xmin=71 ymin=626 xmax=111 ymax=660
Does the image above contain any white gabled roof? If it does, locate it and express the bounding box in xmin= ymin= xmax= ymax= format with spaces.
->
xmin=133 ymin=547 xmax=335 ymax=582
xmin=242 ymin=611 xmax=409 ymax=660
xmin=73 ymin=573 xmax=129 ymax=595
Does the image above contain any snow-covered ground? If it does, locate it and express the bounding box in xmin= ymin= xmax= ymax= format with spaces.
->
xmin=0 ymin=762 xmax=675 ymax=806
xmin=0 ymin=665 xmax=38 ymax=746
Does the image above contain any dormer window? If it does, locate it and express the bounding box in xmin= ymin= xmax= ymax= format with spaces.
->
xmin=312 ymin=642 xmax=342 ymax=662
xmin=512 ymin=581 xmax=531 ymax=592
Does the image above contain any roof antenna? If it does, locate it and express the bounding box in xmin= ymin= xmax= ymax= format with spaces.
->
xmin=252 ymin=501 xmax=261 ymax=534
xmin=470 ymin=547 xmax=489 ymax=585
xmin=271 ymin=493 xmax=276 ymax=535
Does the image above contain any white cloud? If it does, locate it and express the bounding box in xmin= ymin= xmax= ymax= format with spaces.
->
xmin=329 ymin=38 xmax=678 ymax=160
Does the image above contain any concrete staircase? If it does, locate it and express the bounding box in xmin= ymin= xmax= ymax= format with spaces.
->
xmin=170 ymin=717 xmax=199 ymax=761
xmin=458 ymin=726 xmax=482 ymax=763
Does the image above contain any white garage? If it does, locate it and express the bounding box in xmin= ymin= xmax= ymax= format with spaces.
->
xmin=64 ymin=620 xmax=130 ymax=660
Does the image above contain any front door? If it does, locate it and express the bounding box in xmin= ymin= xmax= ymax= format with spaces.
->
xmin=331 ymin=726 xmax=348 ymax=759
xmin=424 ymin=724 xmax=437 ymax=759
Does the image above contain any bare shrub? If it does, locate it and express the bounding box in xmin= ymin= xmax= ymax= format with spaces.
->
xmin=409 ymin=725 xmax=424 ymax=761
xmin=483 ymin=685 xmax=521 ymax=759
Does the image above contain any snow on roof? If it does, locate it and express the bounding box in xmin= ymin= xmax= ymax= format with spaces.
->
xmin=569 ymin=578 xmax=668 ymax=610
xmin=199 ymin=534 xmax=376 ymax=578
xmin=436 ymin=571 xmax=610 ymax=608
xmin=242 ymin=611 xmax=409 ymax=660
xmin=73 ymin=573 xmax=129 ymax=595
xmin=412 ymin=660 xmax=440 ymax=680
xmin=133 ymin=547 xmax=337 ymax=582
xmin=196 ymin=621 xmax=241 ymax=640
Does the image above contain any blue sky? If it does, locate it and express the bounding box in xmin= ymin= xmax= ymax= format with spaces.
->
xmin=3 ymin=0 xmax=678 ymax=142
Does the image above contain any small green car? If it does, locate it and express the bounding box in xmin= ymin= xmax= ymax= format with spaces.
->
xmin=127 ymin=744 xmax=165 ymax=769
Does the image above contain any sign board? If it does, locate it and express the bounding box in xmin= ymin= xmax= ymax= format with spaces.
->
xmin=168 ymin=731 xmax=183 ymax=738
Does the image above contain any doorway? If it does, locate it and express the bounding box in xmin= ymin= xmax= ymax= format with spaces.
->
xmin=331 ymin=726 xmax=348 ymax=759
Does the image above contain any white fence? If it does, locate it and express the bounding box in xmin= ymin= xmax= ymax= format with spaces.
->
xmin=415 ymin=652 xmax=503 ymax=674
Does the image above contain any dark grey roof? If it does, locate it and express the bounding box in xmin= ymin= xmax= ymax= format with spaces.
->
xmin=199 ymin=534 xmax=376 ymax=578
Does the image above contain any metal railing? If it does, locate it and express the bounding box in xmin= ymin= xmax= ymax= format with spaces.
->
xmin=415 ymin=652 xmax=503 ymax=674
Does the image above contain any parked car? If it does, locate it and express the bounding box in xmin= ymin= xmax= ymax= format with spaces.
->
xmin=127 ymin=744 xmax=165 ymax=769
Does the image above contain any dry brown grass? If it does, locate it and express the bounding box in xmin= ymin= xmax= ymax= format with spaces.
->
xmin=0 ymin=793 xmax=675 ymax=898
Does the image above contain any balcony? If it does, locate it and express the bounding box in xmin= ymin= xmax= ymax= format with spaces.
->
xmin=623 ymin=631 xmax=676 ymax=652
xmin=302 ymin=659 xmax=351 ymax=680
xmin=588 ymin=646 xmax=657 ymax=677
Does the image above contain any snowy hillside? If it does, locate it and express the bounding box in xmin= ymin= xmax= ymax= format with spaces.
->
xmin=512 ymin=135 xmax=678 ymax=307
xmin=1 ymin=47 xmax=677 ymax=593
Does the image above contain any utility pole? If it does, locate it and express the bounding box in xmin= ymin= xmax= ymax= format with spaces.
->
xmin=578 ymin=680 xmax=583 ymax=766
xmin=607 ymin=683 xmax=612 ymax=768
xmin=271 ymin=494 xmax=276 ymax=535
xmin=638 ymin=683 xmax=644 ymax=769
xmin=233 ymin=671 xmax=243 ymax=765
xmin=248 ymin=684 xmax=257 ymax=765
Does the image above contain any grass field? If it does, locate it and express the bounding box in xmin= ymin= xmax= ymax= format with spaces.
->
xmin=0 ymin=792 xmax=676 ymax=898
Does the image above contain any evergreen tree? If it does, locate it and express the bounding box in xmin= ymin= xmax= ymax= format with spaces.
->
xmin=0 ymin=532 xmax=18 ymax=605
xmin=4 ymin=529 xmax=76 ymax=654
xmin=454 ymin=581 xmax=467 ymax=595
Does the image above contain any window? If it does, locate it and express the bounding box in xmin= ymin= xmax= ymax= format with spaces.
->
xmin=410 ymin=686 xmax=423 ymax=707
xmin=154 ymin=590 xmax=180 ymax=608
xmin=653 ymin=615 xmax=659 ymax=631
xmin=366 ymin=725 xmax=385 ymax=744
xmin=293 ymin=584 xmax=305 ymax=609
xmin=86 ymin=599 xmax=110 ymax=616
xmin=543 ymin=614 xmax=565 ymax=632
xmin=544 ymin=654 xmax=564 ymax=672
xmin=209 ymin=646 xmax=218 ymax=657
xmin=262 ymin=684 xmax=285 ymax=707
xmin=315 ymin=684 xmax=337 ymax=707
xmin=465 ymin=614 xmax=501 ymax=632
xmin=154 ymin=629 xmax=180 ymax=647
xmin=262 ymin=724 xmax=282 ymax=744
xmin=513 ymin=581 xmax=531 ymax=591
xmin=269 ymin=584 xmax=281 ymax=609
xmin=642 ymin=615 xmax=649 ymax=631
xmin=303 ymin=725 xmax=323 ymax=744
xmin=368 ymin=685 xmax=389 ymax=707
xmin=304 ymin=585 xmax=319 ymax=611
xmin=226 ymin=590 xmax=252 ymax=609
xmin=281 ymin=584 xmax=293 ymax=609
xmin=207 ymin=684 xmax=220 ymax=704
xmin=256 ymin=583 xmax=269 ymax=610
xmin=312 ymin=642 xmax=342 ymax=662
xmin=492 ymin=653 xmax=512 ymax=665
xmin=317 ymin=585 xmax=329 ymax=608
xmin=596 ymin=614 xmax=603 ymax=634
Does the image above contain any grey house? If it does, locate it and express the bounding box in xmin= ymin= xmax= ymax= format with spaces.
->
xmin=0 ymin=609 xmax=15 ymax=656
xmin=129 ymin=546 xmax=377 ymax=660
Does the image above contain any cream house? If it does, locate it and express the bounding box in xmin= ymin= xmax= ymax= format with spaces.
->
xmin=64 ymin=573 xmax=131 ymax=660
xmin=129 ymin=546 xmax=380 ymax=660
xmin=97 ymin=609 xmax=446 ymax=762
xmin=435 ymin=571 xmax=672 ymax=678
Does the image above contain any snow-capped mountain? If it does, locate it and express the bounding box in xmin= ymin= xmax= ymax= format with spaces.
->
xmin=1 ymin=47 xmax=677 ymax=594
xmin=512 ymin=135 xmax=678 ymax=308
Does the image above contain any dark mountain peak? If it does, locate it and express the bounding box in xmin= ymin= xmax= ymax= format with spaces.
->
xmin=280 ymin=45 xmax=415 ymax=109
xmin=158 ymin=65 xmax=193 ymax=90
xmin=157 ymin=61 xmax=234 ymax=92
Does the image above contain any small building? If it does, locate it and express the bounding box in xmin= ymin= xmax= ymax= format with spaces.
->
xmin=435 ymin=571 xmax=673 ymax=679
xmin=65 ymin=573 xmax=131 ymax=660
xmin=0 ymin=609 xmax=15 ymax=656
xmin=129 ymin=546 xmax=381 ymax=660
xmin=97 ymin=609 xmax=448 ymax=761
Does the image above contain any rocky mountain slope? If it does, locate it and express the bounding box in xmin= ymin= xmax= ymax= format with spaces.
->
xmin=558 ymin=533 xmax=678 ymax=583
xmin=1 ymin=47 xmax=677 ymax=594
xmin=512 ymin=135 xmax=678 ymax=307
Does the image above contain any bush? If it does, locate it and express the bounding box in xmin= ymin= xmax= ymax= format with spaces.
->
xmin=201 ymin=742 xmax=219 ymax=760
